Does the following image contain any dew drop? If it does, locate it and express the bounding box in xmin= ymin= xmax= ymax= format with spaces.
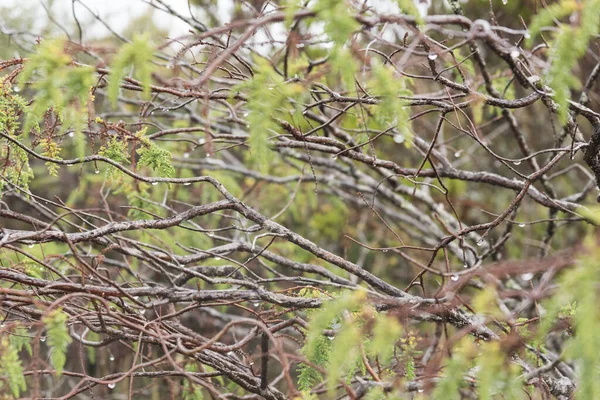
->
xmin=253 ymin=302 xmax=260 ymax=307
xmin=12 ymin=85 xmax=20 ymax=92
xmin=521 ymin=272 xmax=534 ymax=281
xmin=183 ymin=182 xmax=191 ymax=186
xmin=95 ymin=169 xmax=100 ymax=174
xmin=206 ymin=153 xmax=211 ymax=158
xmin=513 ymin=160 xmax=522 ymax=165
xmin=183 ymin=152 xmax=190 ymax=159
xmin=151 ymin=182 xmax=158 ymax=186
xmin=215 ymin=257 xmax=221 ymax=261
xmin=382 ymin=249 xmax=388 ymax=253
xmin=268 ymin=87 xmax=274 ymax=91
xmin=0 ymin=323 xmax=5 ymax=328
xmin=454 ymin=151 xmax=462 ymax=158
xmin=207 ymin=232 xmax=214 ymax=237
xmin=502 ymin=0 xmax=508 ymax=4
xmin=40 ymin=336 xmax=46 ymax=342
xmin=68 ymin=132 xmax=75 ymax=138
xmin=463 ymin=262 xmax=468 ymax=269
xmin=198 ymin=138 xmax=206 ymax=145
xmin=327 ymin=336 xmax=334 ymax=340
xmin=109 ymin=355 xmax=115 ymax=361
xmin=28 ymin=244 xmax=34 ymax=248
xmin=67 ymin=164 xmax=75 ymax=167
xmin=451 ymin=275 xmax=459 ymax=281
xmin=332 ymin=156 xmax=338 ymax=160
xmin=510 ymin=50 xmax=520 ymax=59
xmin=518 ymin=223 xmax=526 ymax=228
xmin=108 ymin=383 xmax=116 ymax=389
xmin=418 ymin=389 xmax=424 ymax=393
xmin=524 ymin=32 xmax=531 ymax=39
xmin=227 ymin=351 xmax=235 ymax=356
xmin=428 ymin=53 xmax=438 ymax=60
xmin=393 ymin=134 xmax=405 ymax=144
xmin=476 ymin=239 xmax=484 ymax=246
xmin=296 ymin=43 xmax=305 ymax=48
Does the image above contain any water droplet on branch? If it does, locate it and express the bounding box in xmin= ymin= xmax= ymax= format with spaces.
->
xmin=521 ymin=273 xmax=534 ymax=281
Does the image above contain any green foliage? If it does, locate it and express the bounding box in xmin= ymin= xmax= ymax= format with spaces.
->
xmin=528 ymin=0 xmax=600 ymax=124
xmin=395 ymin=0 xmax=424 ymax=24
xmin=300 ymin=290 xmax=403 ymax=395
xmin=432 ymin=338 xmax=475 ymax=400
xmin=308 ymin=196 xmax=348 ymax=241
xmin=0 ymin=337 xmax=27 ymax=397
xmin=136 ymin=128 xmax=176 ymax=178
xmin=39 ymin=138 xmax=62 ymax=176
xmin=98 ymin=136 xmax=130 ymax=178
xmin=527 ymin=0 xmax=578 ymax=40
xmin=313 ymin=0 xmax=359 ymax=46
xmin=298 ymin=334 xmax=332 ymax=390
xmin=311 ymin=0 xmax=359 ymax=90
xmin=43 ymin=309 xmax=72 ymax=376
xmin=0 ymin=78 xmax=34 ymax=193
xmin=18 ymin=38 xmax=95 ymax=139
xmin=399 ymin=331 xmax=419 ymax=381
xmin=369 ymin=61 xmax=414 ymax=146
xmin=9 ymin=326 xmax=32 ymax=357
xmin=537 ymin=240 xmax=600 ymax=398
xmin=476 ymin=342 xmax=524 ymax=400
xmin=236 ymin=59 xmax=302 ymax=173
xmin=327 ymin=320 xmax=362 ymax=392
xmin=106 ymin=33 xmax=156 ymax=107
xmin=369 ymin=314 xmax=402 ymax=364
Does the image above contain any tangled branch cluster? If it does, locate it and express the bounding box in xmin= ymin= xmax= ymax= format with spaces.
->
xmin=1 ymin=0 xmax=599 ymax=399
